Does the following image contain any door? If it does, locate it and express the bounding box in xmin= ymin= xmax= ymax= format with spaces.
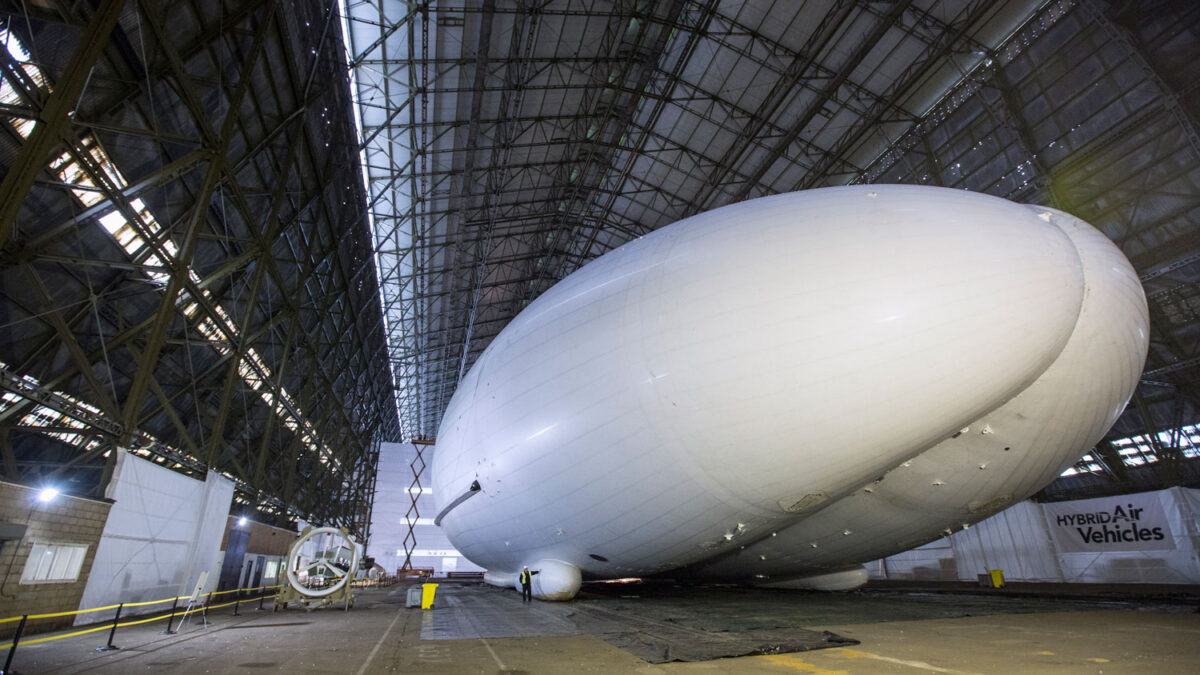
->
xmin=251 ymin=555 xmax=265 ymax=588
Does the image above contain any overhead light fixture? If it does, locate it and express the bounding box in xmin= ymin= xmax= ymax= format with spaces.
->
xmin=37 ymin=487 xmax=59 ymax=503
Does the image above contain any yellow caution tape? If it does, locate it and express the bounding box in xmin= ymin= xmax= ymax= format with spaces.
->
xmin=22 ymin=603 xmax=124 ymax=620
xmin=0 ymin=590 xmax=284 ymax=649
xmin=120 ymin=596 xmax=185 ymax=609
xmin=204 ymin=598 xmax=245 ymax=611
xmin=115 ymin=613 xmax=177 ymax=629
xmin=0 ymin=584 xmax=284 ymax=624
xmin=0 ymin=623 xmax=110 ymax=649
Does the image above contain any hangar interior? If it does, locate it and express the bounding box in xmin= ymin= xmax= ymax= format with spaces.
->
xmin=0 ymin=0 xmax=1198 ymax=672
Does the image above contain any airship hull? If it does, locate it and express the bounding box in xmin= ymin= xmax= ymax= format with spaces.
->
xmin=431 ymin=185 xmax=1148 ymax=600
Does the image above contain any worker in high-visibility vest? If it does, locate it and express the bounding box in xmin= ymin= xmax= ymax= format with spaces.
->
xmin=519 ymin=566 xmax=539 ymax=603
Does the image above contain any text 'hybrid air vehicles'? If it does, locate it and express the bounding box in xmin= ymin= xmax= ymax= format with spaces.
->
xmin=431 ymin=185 xmax=1149 ymax=601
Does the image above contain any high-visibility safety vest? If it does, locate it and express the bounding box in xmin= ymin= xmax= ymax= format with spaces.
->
xmin=519 ymin=570 xmax=531 ymax=584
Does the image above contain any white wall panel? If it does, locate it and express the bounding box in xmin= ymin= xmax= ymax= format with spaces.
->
xmin=953 ymin=502 xmax=1062 ymax=581
xmin=872 ymin=540 xmax=957 ymax=580
xmin=872 ymin=488 xmax=1200 ymax=585
xmin=185 ymin=471 xmax=235 ymax=596
xmin=1057 ymin=488 xmax=1200 ymax=583
xmin=367 ymin=442 xmax=411 ymax=575
xmin=75 ymin=452 xmax=234 ymax=623
xmin=367 ymin=442 xmax=482 ymax=576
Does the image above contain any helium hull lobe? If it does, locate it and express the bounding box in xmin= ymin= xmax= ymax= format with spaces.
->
xmin=431 ymin=186 xmax=1149 ymax=601
xmin=682 ymin=205 xmax=1149 ymax=585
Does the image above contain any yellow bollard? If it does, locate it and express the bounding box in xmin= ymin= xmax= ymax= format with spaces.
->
xmin=421 ymin=583 xmax=438 ymax=609
xmin=987 ymin=569 xmax=1005 ymax=588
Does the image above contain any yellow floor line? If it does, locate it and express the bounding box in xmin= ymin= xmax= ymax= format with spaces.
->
xmin=755 ymin=653 xmax=849 ymax=674
xmin=830 ymin=647 xmax=985 ymax=674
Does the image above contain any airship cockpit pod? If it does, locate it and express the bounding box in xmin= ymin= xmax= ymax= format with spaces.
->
xmin=431 ymin=185 xmax=1149 ymax=601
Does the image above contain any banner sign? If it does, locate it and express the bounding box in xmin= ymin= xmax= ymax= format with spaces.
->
xmin=1044 ymin=492 xmax=1174 ymax=552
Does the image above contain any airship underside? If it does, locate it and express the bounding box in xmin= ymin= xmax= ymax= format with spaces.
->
xmin=431 ymin=185 xmax=1149 ymax=601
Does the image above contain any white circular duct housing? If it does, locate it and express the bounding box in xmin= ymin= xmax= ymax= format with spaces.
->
xmin=285 ymin=526 xmax=360 ymax=598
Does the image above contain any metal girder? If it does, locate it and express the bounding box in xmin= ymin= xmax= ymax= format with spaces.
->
xmin=19 ymin=263 xmax=122 ymax=420
xmin=690 ymin=1 xmax=860 ymax=210
xmin=1132 ymin=387 xmax=1181 ymax=488
xmin=1080 ymin=0 xmax=1200 ymax=162
xmin=12 ymin=148 xmax=210 ymax=258
xmin=206 ymin=37 xmax=303 ymax=469
xmin=0 ymin=0 xmax=126 ymax=247
xmin=796 ymin=0 xmax=989 ymax=192
xmin=119 ymin=0 xmax=272 ymax=447
xmin=0 ymin=0 xmax=396 ymax=533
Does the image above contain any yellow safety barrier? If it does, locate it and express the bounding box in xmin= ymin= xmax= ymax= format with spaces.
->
xmin=0 ymin=582 xmax=286 ymax=671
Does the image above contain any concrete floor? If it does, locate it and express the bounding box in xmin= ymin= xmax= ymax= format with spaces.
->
xmin=11 ymin=581 xmax=1200 ymax=674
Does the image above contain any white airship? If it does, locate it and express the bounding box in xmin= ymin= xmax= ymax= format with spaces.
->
xmin=431 ymin=185 xmax=1149 ymax=600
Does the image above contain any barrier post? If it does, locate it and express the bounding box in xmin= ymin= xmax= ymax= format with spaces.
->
xmin=257 ymin=587 xmax=266 ymax=611
xmin=161 ymin=598 xmax=179 ymax=635
xmin=4 ymin=614 xmax=27 ymax=673
xmin=202 ymin=592 xmax=211 ymax=626
xmin=231 ymin=589 xmax=241 ymax=616
xmin=96 ymin=603 xmax=123 ymax=651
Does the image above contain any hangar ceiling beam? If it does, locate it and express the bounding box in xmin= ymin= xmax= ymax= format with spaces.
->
xmin=0 ymin=0 xmax=125 ymax=248
xmin=797 ymin=0 xmax=998 ymax=192
xmin=748 ymin=0 xmax=921 ymax=197
xmin=15 ymin=148 xmax=211 ymax=258
xmin=134 ymin=2 xmax=385 ymax=522
xmin=982 ymin=65 xmax=1067 ymax=210
xmin=19 ymin=264 xmax=122 ymax=421
xmin=205 ymin=95 xmax=304 ymax=472
xmin=119 ymin=0 xmax=274 ymax=447
xmin=0 ymin=426 xmax=17 ymax=479
xmin=692 ymin=2 xmax=858 ymax=210
xmin=1081 ymin=0 xmax=1200 ymax=162
xmin=250 ymin=309 xmax=300 ymax=487
xmin=565 ymin=0 xmax=722 ymax=268
xmin=0 ymin=0 xmax=396 ymax=530
xmin=1131 ymin=387 xmax=1181 ymax=488
xmin=503 ymin=0 xmax=690 ymax=339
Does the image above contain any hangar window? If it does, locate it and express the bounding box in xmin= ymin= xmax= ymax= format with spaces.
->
xmin=1060 ymin=454 xmax=1103 ymax=477
xmin=0 ymin=27 xmax=42 ymax=138
xmin=21 ymin=543 xmax=88 ymax=584
xmin=0 ymin=24 xmax=339 ymax=478
xmin=1111 ymin=425 xmax=1200 ymax=466
xmin=1060 ymin=425 xmax=1200 ymax=477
